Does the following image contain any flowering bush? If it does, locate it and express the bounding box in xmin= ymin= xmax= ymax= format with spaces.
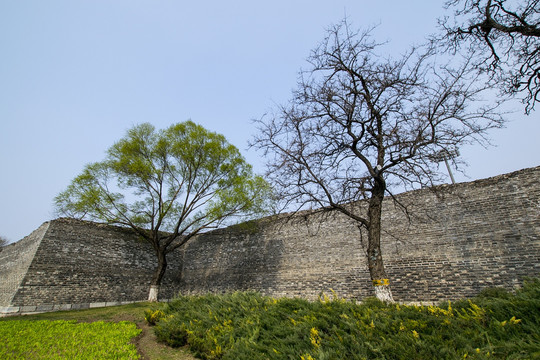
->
xmin=153 ymin=279 xmax=540 ymax=359
xmin=144 ymin=309 xmax=166 ymax=325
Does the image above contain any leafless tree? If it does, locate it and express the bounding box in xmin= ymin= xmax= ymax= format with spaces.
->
xmin=440 ymin=0 xmax=540 ymax=113
xmin=252 ymin=21 xmax=505 ymax=302
xmin=0 ymin=235 xmax=8 ymax=249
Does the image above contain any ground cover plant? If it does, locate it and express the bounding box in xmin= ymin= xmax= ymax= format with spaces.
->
xmin=150 ymin=279 xmax=540 ymax=359
xmin=0 ymin=320 xmax=141 ymax=359
xmin=0 ymin=302 xmax=196 ymax=360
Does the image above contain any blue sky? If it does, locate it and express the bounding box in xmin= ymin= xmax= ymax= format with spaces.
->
xmin=1 ymin=1 xmax=538 ymax=242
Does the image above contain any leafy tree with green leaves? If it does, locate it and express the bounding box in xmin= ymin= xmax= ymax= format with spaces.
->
xmin=55 ymin=121 xmax=270 ymax=301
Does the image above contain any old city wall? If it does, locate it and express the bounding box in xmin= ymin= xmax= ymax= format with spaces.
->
xmin=1 ymin=166 xmax=539 ymax=315
xmin=1 ymin=219 xmax=182 ymax=314
xmin=178 ymin=166 xmax=540 ymax=302
xmin=0 ymin=223 xmax=48 ymax=307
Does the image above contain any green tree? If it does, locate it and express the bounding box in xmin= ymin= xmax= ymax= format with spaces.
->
xmin=55 ymin=121 xmax=270 ymax=301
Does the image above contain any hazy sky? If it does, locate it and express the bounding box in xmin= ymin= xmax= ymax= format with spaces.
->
xmin=1 ymin=1 xmax=538 ymax=243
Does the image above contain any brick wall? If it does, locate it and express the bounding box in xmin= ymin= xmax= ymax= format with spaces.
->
xmin=1 ymin=166 xmax=539 ymax=314
xmin=3 ymin=219 xmax=182 ymax=312
xmin=0 ymin=223 xmax=48 ymax=307
xmin=179 ymin=166 xmax=540 ymax=302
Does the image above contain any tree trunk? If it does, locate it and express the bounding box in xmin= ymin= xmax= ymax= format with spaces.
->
xmin=366 ymin=178 xmax=394 ymax=303
xmin=148 ymin=249 xmax=167 ymax=302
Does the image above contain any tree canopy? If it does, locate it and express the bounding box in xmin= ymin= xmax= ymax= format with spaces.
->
xmin=440 ymin=0 xmax=540 ymax=113
xmin=55 ymin=121 xmax=270 ymax=300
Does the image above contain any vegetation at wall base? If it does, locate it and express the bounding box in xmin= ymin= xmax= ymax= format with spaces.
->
xmin=150 ymin=279 xmax=540 ymax=360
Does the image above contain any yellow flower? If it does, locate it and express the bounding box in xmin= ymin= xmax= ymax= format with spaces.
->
xmin=412 ymin=330 xmax=419 ymax=339
xmin=310 ymin=327 xmax=321 ymax=348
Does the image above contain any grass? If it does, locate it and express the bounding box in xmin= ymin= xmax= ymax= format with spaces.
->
xmin=0 ymin=302 xmax=196 ymax=360
xmin=0 ymin=320 xmax=140 ymax=359
xmin=149 ymin=279 xmax=540 ymax=360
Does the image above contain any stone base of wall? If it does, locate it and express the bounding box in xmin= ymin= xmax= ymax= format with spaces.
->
xmin=0 ymin=301 xmax=139 ymax=317
xmin=0 ymin=299 xmax=178 ymax=317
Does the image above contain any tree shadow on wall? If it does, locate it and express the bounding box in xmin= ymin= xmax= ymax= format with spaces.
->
xmin=176 ymin=217 xmax=286 ymax=296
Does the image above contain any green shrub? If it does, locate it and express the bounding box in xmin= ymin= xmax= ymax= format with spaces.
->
xmin=154 ymin=282 xmax=540 ymax=359
xmin=476 ymin=286 xmax=511 ymax=300
xmin=144 ymin=308 xmax=166 ymax=325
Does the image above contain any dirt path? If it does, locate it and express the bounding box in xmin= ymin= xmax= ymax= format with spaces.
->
xmin=134 ymin=321 xmax=196 ymax=360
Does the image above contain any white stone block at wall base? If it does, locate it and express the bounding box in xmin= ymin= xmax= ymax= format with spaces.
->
xmin=89 ymin=302 xmax=107 ymax=308
xmin=0 ymin=306 xmax=20 ymax=315
xmin=20 ymin=306 xmax=37 ymax=312
xmin=105 ymin=301 xmax=122 ymax=307
xmin=71 ymin=303 xmax=90 ymax=310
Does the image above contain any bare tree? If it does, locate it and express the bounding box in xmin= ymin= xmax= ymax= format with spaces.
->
xmin=440 ymin=0 xmax=540 ymax=113
xmin=252 ymin=21 xmax=505 ymax=302
xmin=0 ymin=235 xmax=8 ymax=249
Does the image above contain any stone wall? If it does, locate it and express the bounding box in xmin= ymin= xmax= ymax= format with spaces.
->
xmin=1 ymin=166 xmax=539 ymax=315
xmin=1 ymin=219 xmax=182 ymax=315
xmin=179 ymin=166 xmax=540 ymax=302
xmin=0 ymin=223 xmax=48 ymax=307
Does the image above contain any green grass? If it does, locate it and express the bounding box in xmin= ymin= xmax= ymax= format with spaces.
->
xmin=0 ymin=302 xmax=196 ymax=360
xmin=150 ymin=279 xmax=540 ymax=360
xmin=0 ymin=320 xmax=140 ymax=359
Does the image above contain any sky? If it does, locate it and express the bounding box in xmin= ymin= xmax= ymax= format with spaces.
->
xmin=1 ymin=1 xmax=538 ymax=243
